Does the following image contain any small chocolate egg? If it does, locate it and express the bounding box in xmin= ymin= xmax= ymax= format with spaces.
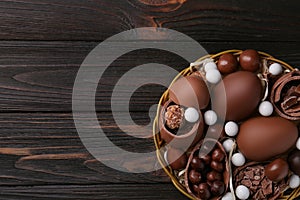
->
xmin=213 ymin=71 xmax=262 ymax=121
xmin=265 ymin=158 xmax=289 ymax=182
xmin=288 ymin=150 xmax=300 ymax=176
xmin=166 ymin=148 xmax=187 ymax=170
xmin=237 ymin=117 xmax=298 ymax=161
xmin=169 ymin=75 xmax=209 ymax=109
xmin=239 ymin=49 xmax=261 ymax=72
xmin=217 ymin=53 xmax=238 ymax=74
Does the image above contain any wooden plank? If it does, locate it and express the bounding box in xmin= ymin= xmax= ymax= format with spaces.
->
xmin=0 ymin=41 xmax=299 ymax=112
xmin=0 ymin=112 xmax=171 ymax=186
xmin=0 ymin=0 xmax=299 ymax=41
xmin=0 ymin=184 xmax=187 ymax=200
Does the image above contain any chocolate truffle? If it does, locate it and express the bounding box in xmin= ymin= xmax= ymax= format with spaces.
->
xmin=217 ymin=53 xmax=238 ymax=74
xmin=265 ymin=158 xmax=289 ymax=182
xmin=239 ymin=49 xmax=261 ymax=72
xmin=164 ymin=105 xmax=184 ymax=129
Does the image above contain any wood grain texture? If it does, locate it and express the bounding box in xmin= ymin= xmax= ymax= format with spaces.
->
xmin=0 ymin=112 xmax=170 ymax=186
xmin=0 ymin=184 xmax=187 ymax=200
xmin=0 ymin=41 xmax=299 ymax=112
xmin=0 ymin=0 xmax=299 ymax=41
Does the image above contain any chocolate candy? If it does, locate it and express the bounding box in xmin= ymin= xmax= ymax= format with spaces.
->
xmin=239 ymin=49 xmax=260 ymax=72
xmin=217 ymin=53 xmax=238 ymax=74
xmin=211 ymin=161 xmax=224 ymax=172
xmin=265 ymin=158 xmax=289 ymax=182
xmin=288 ymin=150 xmax=300 ymax=176
xmin=164 ymin=105 xmax=184 ymax=129
xmin=237 ymin=117 xmax=298 ymax=161
xmin=212 ymin=148 xmax=225 ymax=162
xmin=213 ymin=71 xmax=262 ymax=121
xmin=189 ymin=169 xmax=202 ymax=184
xmin=207 ymin=170 xmax=222 ymax=182
xmin=198 ymin=183 xmax=211 ymax=199
xmin=190 ymin=157 xmax=205 ymax=171
xmin=167 ymin=148 xmax=187 ymax=170
xmin=210 ymin=181 xmax=225 ymax=196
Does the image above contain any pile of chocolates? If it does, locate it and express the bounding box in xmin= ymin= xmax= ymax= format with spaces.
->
xmin=158 ymin=49 xmax=300 ymax=200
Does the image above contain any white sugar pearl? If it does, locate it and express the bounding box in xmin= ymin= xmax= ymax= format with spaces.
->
xmin=221 ymin=192 xmax=234 ymax=200
xmin=289 ymin=174 xmax=300 ymax=189
xmin=225 ymin=121 xmax=239 ymax=137
xmin=232 ymin=152 xmax=246 ymax=167
xmin=296 ymin=137 xmax=300 ymax=150
xmin=204 ymin=62 xmax=217 ymax=72
xmin=223 ymin=139 xmax=234 ymax=153
xmin=269 ymin=63 xmax=283 ymax=76
xmin=259 ymin=101 xmax=273 ymax=116
xmin=235 ymin=185 xmax=250 ymax=200
xmin=204 ymin=110 xmax=218 ymax=125
xmin=184 ymin=107 xmax=199 ymax=123
xmin=206 ymin=69 xmax=222 ymax=84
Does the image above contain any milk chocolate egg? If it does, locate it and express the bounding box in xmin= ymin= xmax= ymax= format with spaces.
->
xmin=237 ymin=117 xmax=298 ymax=161
xmin=213 ymin=71 xmax=262 ymax=121
xmin=288 ymin=150 xmax=300 ymax=176
xmin=169 ymin=76 xmax=209 ymax=109
xmin=265 ymin=158 xmax=289 ymax=182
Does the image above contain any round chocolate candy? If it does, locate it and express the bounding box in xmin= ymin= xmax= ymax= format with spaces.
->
xmin=212 ymin=148 xmax=225 ymax=162
xmin=288 ymin=150 xmax=300 ymax=176
xmin=217 ymin=53 xmax=238 ymax=74
xmin=189 ymin=169 xmax=202 ymax=184
xmin=190 ymin=157 xmax=205 ymax=170
xmin=239 ymin=49 xmax=261 ymax=72
xmin=207 ymin=170 xmax=222 ymax=182
xmin=265 ymin=158 xmax=289 ymax=182
xmin=211 ymin=160 xmax=224 ymax=172
xmin=166 ymin=148 xmax=187 ymax=170
xmin=198 ymin=183 xmax=211 ymax=200
xmin=211 ymin=181 xmax=225 ymax=196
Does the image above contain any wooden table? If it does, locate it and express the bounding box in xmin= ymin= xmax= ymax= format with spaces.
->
xmin=0 ymin=1 xmax=299 ymax=199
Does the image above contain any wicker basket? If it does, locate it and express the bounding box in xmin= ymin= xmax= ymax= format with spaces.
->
xmin=153 ymin=49 xmax=300 ymax=200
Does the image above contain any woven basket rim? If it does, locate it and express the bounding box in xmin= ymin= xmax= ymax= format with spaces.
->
xmin=153 ymin=49 xmax=298 ymax=200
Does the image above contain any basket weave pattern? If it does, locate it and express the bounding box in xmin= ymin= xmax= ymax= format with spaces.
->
xmin=153 ymin=50 xmax=300 ymax=200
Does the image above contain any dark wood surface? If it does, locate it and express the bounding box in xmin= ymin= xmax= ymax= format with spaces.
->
xmin=0 ymin=0 xmax=299 ymax=199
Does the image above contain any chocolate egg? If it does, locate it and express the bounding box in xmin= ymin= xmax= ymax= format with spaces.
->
xmin=169 ymin=75 xmax=209 ymax=109
xmin=288 ymin=150 xmax=300 ymax=176
xmin=213 ymin=71 xmax=262 ymax=121
xmin=237 ymin=117 xmax=298 ymax=161
xmin=265 ymin=158 xmax=289 ymax=182
xmin=167 ymin=147 xmax=187 ymax=170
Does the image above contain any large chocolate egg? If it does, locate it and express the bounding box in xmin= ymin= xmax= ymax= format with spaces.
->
xmin=213 ymin=71 xmax=262 ymax=121
xmin=237 ymin=117 xmax=298 ymax=161
xmin=169 ymin=75 xmax=209 ymax=109
xmin=288 ymin=150 xmax=300 ymax=176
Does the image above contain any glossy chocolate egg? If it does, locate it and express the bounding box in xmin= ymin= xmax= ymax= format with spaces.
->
xmin=213 ymin=71 xmax=262 ymax=121
xmin=167 ymin=148 xmax=187 ymax=170
xmin=237 ymin=117 xmax=298 ymax=161
xmin=169 ymin=75 xmax=209 ymax=109
xmin=288 ymin=150 xmax=300 ymax=176
xmin=265 ymin=158 xmax=289 ymax=182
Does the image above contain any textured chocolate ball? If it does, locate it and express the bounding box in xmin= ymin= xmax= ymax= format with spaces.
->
xmin=190 ymin=157 xmax=205 ymax=170
xmin=167 ymin=148 xmax=187 ymax=170
xmin=288 ymin=150 xmax=300 ymax=176
xmin=239 ymin=49 xmax=261 ymax=72
xmin=210 ymin=180 xmax=225 ymax=196
xmin=217 ymin=53 xmax=238 ymax=74
xmin=189 ymin=169 xmax=202 ymax=184
xmin=212 ymin=148 xmax=225 ymax=162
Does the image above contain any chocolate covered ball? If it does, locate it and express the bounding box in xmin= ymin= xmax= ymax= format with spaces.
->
xmin=189 ymin=169 xmax=202 ymax=184
xmin=218 ymin=53 xmax=238 ymax=74
xmin=198 ymin=183 xmax=211 ymax=199
xmin=190 ymin=157 xmax=205 ymax=170
xmin=288 ymin=150 xmax=300 ymax=176
xmin=211 ymin=161 xmax=224 ymax=172
xmin=210 ymin=180 xmax=225 ymax=196
xmin=207 ymin=170 xmax=222 ymax=182
xmin=265 ymin=158 xmax=289 ymax=182
xmin=199 ymin=154 xmax=211 ymax=165
xmin=239 ymin=49 xmax=261 ymax=72
xmin=212 ymin=148 xmax=225 ymax=162
xmin=167 ymin=148 xmax=187 ymax=170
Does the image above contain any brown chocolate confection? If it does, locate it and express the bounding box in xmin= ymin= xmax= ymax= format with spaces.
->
xmin=271 ymin=70 xmax=300 ymax=120
xmin=234 ymin=163 xmax=288 ymax=200
xmin=164 ymin=105 xmax=184 ymax=129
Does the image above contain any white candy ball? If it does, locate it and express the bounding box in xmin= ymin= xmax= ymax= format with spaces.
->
xmin=221 ymin=192 xmax=234 ymax=200
xmin=204 ymin=110 xmax=218 ymax=125
xmin=235 ymin=185 xmax=250 ymax=200
xmin=204 ymin=62 xmax=217 ymax=72
xmin=259 ymin=101 xmax=273 ymax=116
xmin=289 ymin=174 xmax=300 ymax=189
xmin=184 ymin=107 xmax=199 ymax=123
xmin=223 ymin=139 xmax=234 ymax=153
xmin=296 ymin=137 xmax=300 ymax=150
xmin=232 ymin=152 xmax=246 ymax=167
xmin=225 ymin=121 xmax=239 ymax=137
xmin=206 ymin=69 xmax=222 ymax=84
xmin=269 ymin=63 xmax=283 ymax=76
